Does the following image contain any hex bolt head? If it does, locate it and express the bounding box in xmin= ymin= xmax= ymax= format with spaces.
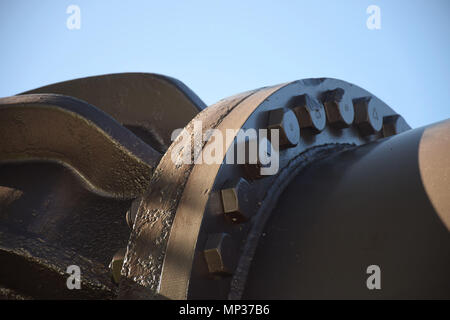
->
xmin=322 ymin=88 xmax=355 ymax=128
xmin=242 ymin=136 xmax=279 ymax=180
xmin=353 ymin=97 xmax=383 ymax=136
xmin=109 ymin=248 xmax=126 ymax=284
xmin=221 ymin=178 xmax=253 ymax=223
xmin=203 ymin=233 xmax=236 ymax=275
xmin=267 ymin=108 xmax=300 ymax=149
xmin=291 ymin=94 xmax=326 ymax=133
xmin=382 ymin=114 xmax=409 ymax=137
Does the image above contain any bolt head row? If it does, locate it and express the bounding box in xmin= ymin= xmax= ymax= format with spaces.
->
xmin=210 ymin=89 xmax=392 ymax=278
xmin=244 ymin=90 xmax=386 ymax=179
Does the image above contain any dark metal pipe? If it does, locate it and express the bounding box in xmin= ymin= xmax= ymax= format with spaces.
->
xmin=243 ymin=120 xmax=450 ymax=299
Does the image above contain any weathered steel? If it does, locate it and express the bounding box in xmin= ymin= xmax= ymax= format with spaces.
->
xmin=0 ymin=74 xmax=448 ymax=300
xmin=119 ymin=78 xmax=408 ymax=299
xmin=0 ymin=93 xmax=160 ymax=199
xmin=0 ymin=163 xmax=128 ymax=299
xmin=23 ymin=73 xmax=206 ymax=152
xmin=0 ymin=74 xmax=204 ymax=299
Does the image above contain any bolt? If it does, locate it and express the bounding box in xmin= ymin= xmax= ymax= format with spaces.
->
xmin=353 ymin=97 xmax=383 ymax=136
xmin=221 ymin=178 xmax=253 ymax=223
xmin=125 ymin=197 xmax=141 ymax=229
xmin=291 ymin=94 xmax=326 ymax=133
xmin=382 ymin=114 xmax=409 ymax=137
xmin=322 ymin=88 xmax=354 ymax=128
xmin=203 ymin=233 xmax=236 ymax=275
xmin=109 ymin=248 xmax=126 ymax=284
xmin=267 ymin=108 xmax=300 ymax=149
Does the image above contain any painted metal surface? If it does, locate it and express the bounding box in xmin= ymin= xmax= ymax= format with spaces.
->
xmin=1 ymin=74 xmax=448 ymax=300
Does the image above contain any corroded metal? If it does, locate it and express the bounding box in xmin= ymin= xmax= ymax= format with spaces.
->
xmin=119 ymin=78 xmax=408 ymax=299
xmin=291 ymin=93 xmax=326 ymax=133
xmin=220 ymin=178 xmax=254 ymax=223
xmin=23 ymin=73 xmax=206 ymax=152
xmin=0 ymin=73 xmax=203 ymax=299
xmin=0 ymin=93 xmax=160 ymax=199
xmin=1 ymin=74 xmax=448 ymax=300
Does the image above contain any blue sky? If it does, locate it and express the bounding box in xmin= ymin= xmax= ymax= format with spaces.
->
xmin=1 ymin=0 xmax=449 ymax=128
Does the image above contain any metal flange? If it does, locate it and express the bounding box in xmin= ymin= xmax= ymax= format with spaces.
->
xmin=0 ymin=73 xmax=208 ymax=299
xmin=120 ymin=78 xmax=410 ymax=299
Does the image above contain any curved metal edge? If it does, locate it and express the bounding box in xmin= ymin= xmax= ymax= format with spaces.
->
xmin=0 ymin=94 xmax=161 ymax=199
xmin=119 ymin=88 xmax=259 ymax=299
xmin=418 ymin=119 xmax=450 ymax=231
xmin=152 ymin=73 xmax=208 ymax=111
xmin=21 ymin=73 xmax=207 ymax=152
xmin=242 ymin=121 xmax=450 ymax=299
xmin=22 ymin=72 xmax=207 ymax=112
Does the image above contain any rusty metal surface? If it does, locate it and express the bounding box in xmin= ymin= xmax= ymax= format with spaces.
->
xmin=119 ymin=89 xmax=258 ymax=299
xmin=120 ymin=78 xmax=409 ymax=299
xmin=23 ymin=73 xmax=206 ymax=153
xmin=0 ymin=93 xmax=160 ymax=199
xmin=0 ymin=228 xmax=116 ymax=299
xmin=2 ymin=73 xmax=448 ymax=300
xmin=0 ymin=73 xmax=205 ymax=299
xmin=0 ymin=162 xmax=128 ymax=299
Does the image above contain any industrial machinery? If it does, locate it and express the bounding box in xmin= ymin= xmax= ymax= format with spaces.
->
xmin=0 ymin=73 xmax=448 ymax=299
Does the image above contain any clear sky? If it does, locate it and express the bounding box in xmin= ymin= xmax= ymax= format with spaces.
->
xmin=1 ymin=0 xmax=449 ymax=128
